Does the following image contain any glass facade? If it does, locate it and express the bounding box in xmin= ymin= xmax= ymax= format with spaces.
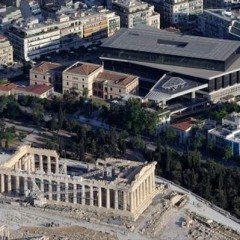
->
xmin=102 ymin=48 xmax=225 ymax=71
xmin=209 ymin=71 xmax=240 ymax=92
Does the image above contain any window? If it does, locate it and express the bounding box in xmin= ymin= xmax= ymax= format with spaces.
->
xmin=73 ymin=83 xmax=78 ymax=89
xmin=43 ymin=76 xmax=45 ymax=80
xmin=82 ymin=78 xmax=84 ymax=81
xmin=67 ymin=82 xmax=69 ymax=86
xmin=82 ymin=85 xmax=84 ymax=88
xmin=119 ymin=89 xmax=121 ymax=93
xmin=110 ymin=87 xmax=112 ymax=91
xmin=35 ymin=75 xmax=37 ymax=78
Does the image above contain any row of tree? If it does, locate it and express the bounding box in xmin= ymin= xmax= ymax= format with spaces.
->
xmin=102 ymin=99 xmax=158 ymax=136
xmin=148 ymin=140 xmax=240 ymax=218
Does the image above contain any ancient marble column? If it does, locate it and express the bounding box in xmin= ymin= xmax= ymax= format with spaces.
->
xmin=0 ymin=174 xmax=5 ymax=193
xmin=114 ymin=189 xmax=118 ymax=210
xmin=98 ymin=187 xmax=102 ymax=207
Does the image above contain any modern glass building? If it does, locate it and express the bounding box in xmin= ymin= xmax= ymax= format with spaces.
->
xmin=101 ymin=25 xmax=240 ymax=103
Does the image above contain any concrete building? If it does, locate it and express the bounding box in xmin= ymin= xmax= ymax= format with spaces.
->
xmin=0 ymin=5 xmax=22 ymax=30
xmin=198 ymin=9 xmax=240 ymax=40
xmin=171 ymin=118 xmax=195 ymax=144
xmin=163 ymin=0 xmax=203 ymax=27
xmin=30 ymin=61 xmax=65 ymax=92
xmin=101 ymin=25 xmax=240 ymax=104
xmin=0 ymin=35 xmax=13 ymax=65
xmin=51 ymin=7 xmax=119 ymax=50
xmin=8 ymin=8 xmax=120 ymax=60
xmin=80 ymin=8 xmax=120 ymax=43
xmin=0 ymin=145 xmax=157 ymax=220
xmin=112 ymin=0 xmax=160 ymax=29
xmin=0 ymin=0 xmax=20 ymax=7
xmin=63 ymin=62 xmax=139 ymax=98
xmin=204 ymin=0 xmax=240 ymax=9
xmin=20 ymin=0 xmax=42 ymax=20
xmin=8 ymin=18 xmax=60 ymax=61
xmin=208 ymin=112 xmax=240 ymax=156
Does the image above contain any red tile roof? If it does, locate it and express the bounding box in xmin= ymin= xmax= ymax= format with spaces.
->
xmin=32 ymin=62 xmax=63 ymax=73
xmin=0 ymin=83 xmax=16 ymax=91
xmin=65 ymin=62 xmax=102 ymax=75
xmin=16 ymin=85 xmax=53 ymax=95
xmin=96 ymin=70 xmax=137 ymax=86
xmin=171 ymin=118 xmax=196 ymax=131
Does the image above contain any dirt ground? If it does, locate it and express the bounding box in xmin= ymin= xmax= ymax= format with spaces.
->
xmin=10 ymin=225 xmax=118 ymax=240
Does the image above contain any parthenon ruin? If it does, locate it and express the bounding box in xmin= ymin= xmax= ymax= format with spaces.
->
xmin=0 ymin=145 xmax=157 ymax=220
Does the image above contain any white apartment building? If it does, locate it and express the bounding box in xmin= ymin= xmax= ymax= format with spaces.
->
xmin=163 ymin=0 xmax=203 ymax=26
xmin=8 ymin=18 xmax=60 ymax=61
xmin=8 ymin=8 xmax=120 ymax=60
xmin=56 ymin=8 xmax=119 ymax=49
xmin=0 ymin=35 xmax=13 ymax=65
xmin=112 ymin=0 xmax=160 ymax=29
xmin=0 ymin=5 xmax=22 ymax=30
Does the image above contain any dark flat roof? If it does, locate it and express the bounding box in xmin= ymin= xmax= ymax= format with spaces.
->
xmin=101 ymin=25 xmax=240 ymax=61
xmin=100 ymin=57 xmax=240 ymax=79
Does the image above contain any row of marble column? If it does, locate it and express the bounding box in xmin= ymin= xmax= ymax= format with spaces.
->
xmin=45 ymin=181 xmax=127 ymax=211
xmin=0 ymin=174 xmax=128 ymax=211
xmin=12 ymin=154 xmax=60 ymax=175
xmin=131 ymin=172 xmax=155 ymax=211
xmin=0 ymin=174 xmax=26 ymax=193
xmin=0 ymin=171 xmax=155 ymax=214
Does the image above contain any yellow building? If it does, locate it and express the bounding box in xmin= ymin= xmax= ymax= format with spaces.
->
xmin=93 ymin=70 xmax=139 ymax=100
xmin=30 ymin=61 xmax=64 ymax=92
xmin=0 ymin=35 xmax=13 ymax=65
xmin=62 ymin=62 xmax=103 ymax=96
xmin=62 ymin=62 xmax=139 ymax=99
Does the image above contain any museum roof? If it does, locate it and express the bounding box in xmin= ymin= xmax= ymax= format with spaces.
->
xmin=101 ymin=25 xmax=240 ymax=61
xmin=145 ymin=74 xmax=208 ymax=102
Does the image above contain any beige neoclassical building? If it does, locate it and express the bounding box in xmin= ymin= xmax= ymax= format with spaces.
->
xmin=0 ymin=35 xmax=13 ymax=65
xmin=0 ymin=145 xmax=157 ymax=220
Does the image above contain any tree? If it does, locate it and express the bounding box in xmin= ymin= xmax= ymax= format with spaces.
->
xmin=223 ymin=146 xmax=232 ymax=160
xmin=164 ymin=128 xmax=176 ymax=144
xmin=58 ymin=103 xmax=65 ymax=130
xmin=0 ymin=96 xmax=8 ymax=114
xmin=3 ymin=126 xmax=16 ymax=148
xmin=82 ymin=88 xmax=89 ymax=98
xmin=79 ymin=141 xmax=85 ymax=162
xmin=32 ymin=102 xmax=45 ymax=126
